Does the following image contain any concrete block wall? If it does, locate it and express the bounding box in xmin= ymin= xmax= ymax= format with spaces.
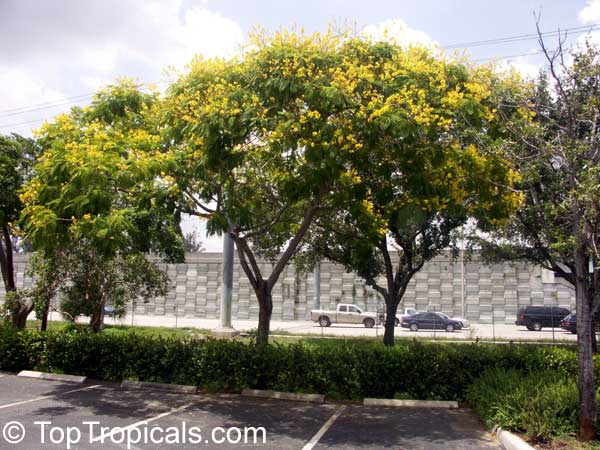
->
xmin=0 ymin=252 xmax=576 ymax=324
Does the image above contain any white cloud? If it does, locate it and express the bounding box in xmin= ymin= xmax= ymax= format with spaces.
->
xmin=362 ymin=19 xmax=436 ymax=48
xmin=0 ymin=67 xmax=70 ymax=135
xmin=0 ymin=0 xmax=244 ymax=136
xmin=579 ymin=0 xmax=600 ymax=24
xmin=576 ymin=30 xmax=600 ymax=49
xmin=500 ymin=54 xmax=542 ymax=81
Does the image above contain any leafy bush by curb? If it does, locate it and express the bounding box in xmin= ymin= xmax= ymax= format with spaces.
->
xmin=467 ymin=368 xmax=579 ymax=442
xmin=0 ymin=325 xmax=591 ymax=402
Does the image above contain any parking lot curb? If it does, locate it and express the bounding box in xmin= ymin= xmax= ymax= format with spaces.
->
xmin=17 ymin=370 xmax=87 ymax=384
xmin=492 ymin=426 xmax=536 ymax=450
xmin=242 ymin=389 xmax=325 ymax=403
xmin=121 ymin=380 xmax=198 ymax=394
xmin=363 ymin=398 xmax=459 ymax=409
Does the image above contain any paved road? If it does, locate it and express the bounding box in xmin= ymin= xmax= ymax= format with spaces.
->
xmin=0 ymin=374 xmax=501 ymax=449
xmin=76 ymin=311 xmax=578 ymax=342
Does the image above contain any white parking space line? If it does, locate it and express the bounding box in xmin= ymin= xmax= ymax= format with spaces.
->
xmin=0 ymin=384 xmax=101 ymax=410
xmin=91 ymin=402 xmax=194 ymax=443
xmin=301 ymin=405 xmax=346 ymax=450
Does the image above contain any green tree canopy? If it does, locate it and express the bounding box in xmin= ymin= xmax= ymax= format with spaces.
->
xmin=159 ymin=30 xmax=366 ymax=344
xmin=0 ymin=133 xmax=40 ymax=327
xmin=477 ymin=41 xmax=600 ymax=440
xmin=20 ymin=81 xmax=184 ymax=330
xmin=21 ymin=80 xmax=184 ymax=261
xmin=301 ymin=41 xmax=526 ymax=346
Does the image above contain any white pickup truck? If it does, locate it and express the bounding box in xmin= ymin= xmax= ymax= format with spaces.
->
xmin=311 ymin=303 xmax=382 ymax=328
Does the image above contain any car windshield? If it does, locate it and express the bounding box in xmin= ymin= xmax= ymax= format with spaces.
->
xmin=437 ymin=313 xmax=449 ymax=319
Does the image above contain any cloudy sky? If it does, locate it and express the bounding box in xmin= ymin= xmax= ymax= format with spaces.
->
xmin=1 ymin=0 xmax=599 ymax=250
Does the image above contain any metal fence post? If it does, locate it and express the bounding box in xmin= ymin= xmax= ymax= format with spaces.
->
xmin=492 ymin=306 xmax=495 ymax=343
xmin=551 ymin=307 xmax=555 ymax=344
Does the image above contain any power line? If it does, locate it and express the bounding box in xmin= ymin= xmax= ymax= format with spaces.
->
xmin=471 ymin=50 xmax=547 ymax=62
xmin=0 ymin=82 xmax=169 ymax=130
xmin=443 ymin=24 xmax=600 ymax=49
xmin=0 ymin=92 xmax=96 ymax=115
xmin=0 ymin=97 xmax=93 ymax=119
xmin=0 ymin=81 xmax=169 ymax=117
xmin=0 ymin=117 xmax=52 ymax=129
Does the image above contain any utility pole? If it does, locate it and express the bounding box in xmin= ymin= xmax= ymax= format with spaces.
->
xmin=213 ymin=232 xmax=238 ymax=338
xmin=314 ymin=262 xmax=321 ymax=310
xmin=460 ymin=226 xmax=465 ymax=318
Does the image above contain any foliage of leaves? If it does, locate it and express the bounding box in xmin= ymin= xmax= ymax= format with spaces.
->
xmin=21 ymin=80 xmax=184 ymax=262
xmin=467 ymin=368 xmax=579 ymax=442
xmin=0 ymin=325 xmax=588 ymax=402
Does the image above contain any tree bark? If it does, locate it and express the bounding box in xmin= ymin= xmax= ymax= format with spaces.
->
xmin=90 ymin=297 xmax=106 ymax=332
xmin=40 ymin=296 xmax=50 ymax=332
xmin=383 ymin=299 xmax=399 ymax=346
xmin=575 ymin=249 xmax=597 ymax=441
xmin=0 ymin=222 xmax=16 ymax=292
xmin=11 ymin=300 xmax=34 ymax=330
xmin=592 ymin=315 xmax=597 ymax=354
xmin=255 ymin=282 xmax=273 ymax=346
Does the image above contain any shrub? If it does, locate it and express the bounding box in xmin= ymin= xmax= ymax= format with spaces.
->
xmin=0 ymin=325 xmax=590 ymax=404
xmin=466 ymin=368 xmax=579 ymax=442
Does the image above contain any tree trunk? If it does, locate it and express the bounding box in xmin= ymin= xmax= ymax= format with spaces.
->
xmin=90 ymin=298 xmax=106 ymax=333
xmin=0 ymin=222 xmax=16 ymax=292
xmin=11 ymin=300 xmax=34 ymax=330
xmin=383 ymin=299 xmax=399 ymax=347
xmin=40 ymin=296 xmax=50 ymax=332
xmin=575 ymin=250 xmax=597 ymax=441
xmin=255 ymin=282 xmax=273 ymax=346
xmin=591 ymin=313 xmax=597 ymax=354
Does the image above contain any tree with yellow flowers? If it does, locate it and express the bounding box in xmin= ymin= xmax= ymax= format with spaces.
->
xmin=20 ymin=81 xmax=183 ymax=331
xmin=302 ymin=39 xmax=526 ymax=346
xmin=159 ymin=31 xmax=362 ymax=344
xmin=160 ymin=30 xmax=525 ymax=345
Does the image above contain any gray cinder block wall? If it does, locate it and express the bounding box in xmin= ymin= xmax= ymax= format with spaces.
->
xmin=0 ymin=252 xmax=576 ymax=324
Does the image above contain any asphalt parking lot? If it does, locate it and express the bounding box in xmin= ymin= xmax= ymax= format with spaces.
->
xmin=0 ymin=374 xmax=501 ymax=450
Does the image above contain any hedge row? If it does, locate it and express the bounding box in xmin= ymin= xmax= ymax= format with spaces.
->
xmin=0 ymin=326 xmax=587 ymax=400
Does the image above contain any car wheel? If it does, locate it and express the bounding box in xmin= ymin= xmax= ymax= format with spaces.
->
xmin=445 ymin=324 xmax=455 ymax=332
xmin=409 ymin=323 xmax=418 ymax=332
xmin=395 ymin=318 xmax=400 ymax=327
xmin=526 ymin=325 xmax=534 ymax=331
xmin=319 ymin=316 xmax=331 ymax=327
xmin=364 ymin=318 xmax=375 ymax=328
xmin=532 ymin=322 xmax=542 ymax=331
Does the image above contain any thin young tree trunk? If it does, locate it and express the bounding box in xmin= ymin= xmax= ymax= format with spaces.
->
xmin=0 ymin=222 xmax=16 ymax=292
xmin=383 ymin=299 xmax=399 ymax=346
xmin=255 ymin=282 xmax=273 ymax=346
xmin=40 ymin=296 xmax=50 ymax=332
xmin=575 ymin=249 xmax=597 ymax=441
xmin=90 ymin=296 xmax=106 ymax=332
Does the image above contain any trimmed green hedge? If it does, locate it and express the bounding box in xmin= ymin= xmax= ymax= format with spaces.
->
xmin=0 ymin=326 xmax=587 ymax=400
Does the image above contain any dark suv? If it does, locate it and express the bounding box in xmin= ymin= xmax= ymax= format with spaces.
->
xmin=561 ymin=314 xmax=577 ymax=334
xmin=516 ymin=306 xmax=571 ymax=331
